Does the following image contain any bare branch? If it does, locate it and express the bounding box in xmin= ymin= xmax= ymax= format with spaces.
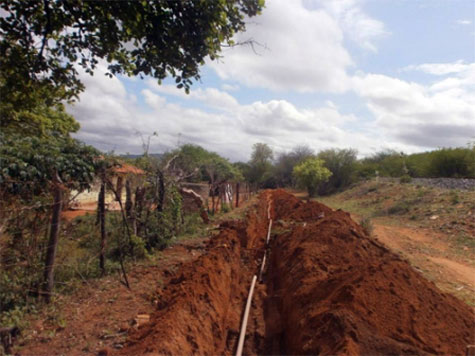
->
xmin=220 ymin=38 xmax=269 ymax=56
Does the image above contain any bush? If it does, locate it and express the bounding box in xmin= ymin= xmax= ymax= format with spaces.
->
xmin=400 ymin=175 xmax=412 ymax=183
xmin=359 ymin=217 xmax=374 ymax=236
xmin=427 ymin=148 xmax=475 ymax=178
xmin=387 ymin=201 xmax=410 ymax=215
xmin=221 ymin=203 xmax=230 ymax=213
xmin=293 ymin=158 xmax=332 ymax=198
xmin=317 ymin=148 xmax=357 ymax=195
xmin=450 ymin=191 xmax=460 ymax=205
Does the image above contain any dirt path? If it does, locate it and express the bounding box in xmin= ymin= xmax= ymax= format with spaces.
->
xmin=372 ymin=221 xmax=475 ymax=304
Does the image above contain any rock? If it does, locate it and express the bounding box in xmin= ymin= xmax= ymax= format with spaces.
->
xmin=430 ymin=215 xmax=439 ymax=220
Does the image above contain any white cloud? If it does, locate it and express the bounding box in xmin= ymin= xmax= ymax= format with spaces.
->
xmin=352 ymin=67 xmax=475 ymax=148
xmin=145 ymin=81 xmax=239 ymax=111
xmin=221 ymin=83 xmax=240 ymax=92
xmin=69 ymin=66 xmax=384 ymax=160
xmin=208 ymin=0 xmax=353 ymax=93
xmin=69 ymin=59 xmax=474 ymax=161
xmin=456 ymin=19 xmax=472 ymax=25
xmin=403 ymin=60 xmax=474 ymax=76
xmin=317 ymin=0 xmax=388 ymax=52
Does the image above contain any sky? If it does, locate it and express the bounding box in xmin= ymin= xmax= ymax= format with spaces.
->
xmin=68 ymin=0 xmax=475 ymax=162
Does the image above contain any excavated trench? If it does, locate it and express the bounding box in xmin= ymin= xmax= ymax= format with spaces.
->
xmin=117 ymin=190 xmax=474 ymax=356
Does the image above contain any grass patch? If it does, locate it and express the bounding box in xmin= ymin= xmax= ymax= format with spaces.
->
xmin=386 ymin=201 xmax=411 ymax=215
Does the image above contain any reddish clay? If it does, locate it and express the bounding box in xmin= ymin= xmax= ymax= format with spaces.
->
xmin=117 ymin=190 xmax=474 ymax=355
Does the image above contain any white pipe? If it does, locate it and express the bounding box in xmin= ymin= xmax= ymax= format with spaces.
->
xmin=236 ymin=275 xmax=258 ymax=356
xmin=266 ymin=219 xmax=273 ymax=244
xmin=258 ymin=253 xmax=267 ymax=282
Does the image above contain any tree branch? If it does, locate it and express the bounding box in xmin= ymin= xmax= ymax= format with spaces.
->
xmin=37 ymin=0 xmax=52 ymax=67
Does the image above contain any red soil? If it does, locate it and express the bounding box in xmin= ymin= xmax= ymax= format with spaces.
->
xmin=115 ymin=189 xmax=474 ymax=355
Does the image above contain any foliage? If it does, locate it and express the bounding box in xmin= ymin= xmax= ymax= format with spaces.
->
xmin=426 ymin=147 xmax=475 ymax=178
xmin=293 ymin=158 xmax=332 ymax=198
xmin=162 ymin=144 xmax=242 ymax=185
xmin=233 ymin=162 xmax=251 ymax=182
xmin=399 ymin=174 xmax=412 ymax=183
xmin=356 ymin=147 xmax=475 ymax=179
xmin=1 ymin=102 xmax=80 ymax=137
xmin=202 ymin=152 xmax=243 ymax=185
xmin=386 ymin=201 xmax=411 ymax=215
xmin=0 ymin=132 xmax=98 ymax=200
xmin=273 ymin=145 xmax=315 ymax=187
xmin=248 ymin=143 xmax=274 ymax=187
xmin=357 ymin=150 xmax=406 ymax=178
xmin=359 ymin=217 xmax=374 ymax=237
xmin=139 ymin=184 xmax=184 ymax=250
xmin=1 ymin=0 xmax=264 ymax=117
xmin=317 ymin=148 xmax=357 ymax=195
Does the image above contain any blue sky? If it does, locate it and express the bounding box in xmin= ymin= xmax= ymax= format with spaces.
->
xmin=69 ymin=0 xmax=475 ymax=161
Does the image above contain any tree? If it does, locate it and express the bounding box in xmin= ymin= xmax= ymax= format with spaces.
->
xmin=274 ymin=145 xmax=315 ymax=187
xmin=248 ymin=143 xmax=273 ymax=187
xmin=0 ymin=126 xmax=98 ymax=302
xmin=0 ymin=0 xmax=265 ymax=122
xmin=293 ymin=158 xmax=332 ymax=199
xmin=317 ymin=148 xmax=357 ymax=194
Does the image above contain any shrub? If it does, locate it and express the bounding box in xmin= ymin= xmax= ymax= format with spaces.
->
xmin=221 ymin=203 xmax=230 ymax=213
xmin=360 ymin=217 xmax=374 ymax=236
xmin=400 ymin=175 xmax=412 ymax=183
xmin=293 ymin=158 xmax=332 ymax=198
xmin=427 ymin=148 xmax=475 ymax=178
xmin=317 ymin=148 xmax=357 ymax=195
xmin=450 ymin=191 xmax=460 ymax=205
xmin=387 ymin=201 xmax=410 ymax=215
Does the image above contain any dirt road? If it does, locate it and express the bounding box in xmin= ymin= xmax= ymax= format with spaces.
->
xmin=373 ymin=222 xmax=475 ymax=305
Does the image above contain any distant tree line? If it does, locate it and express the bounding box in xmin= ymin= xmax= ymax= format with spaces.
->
xmin=236 ymin=144 xmax=475 ymax=196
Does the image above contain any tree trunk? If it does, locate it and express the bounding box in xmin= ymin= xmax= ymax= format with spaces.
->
xmin=116 ymin=176 xmax=123 ymax=203
xmin=43 ymin=180 xmax=62 ymax=302
xmin=135 ymin=186 xmax=145 ymax=237
xmin=98 ymin=180 xmax=106 ymax=275
xmin=156 ymin=170 xmax=165 ymax=212
xmin=125 ymin=180 xmax=136 ymax=235
xmin=236 ymin=182 xmax=240 ymax=208
xmin=219 ymin=185 xmax=224 ymax=212
xmin=211 ymin=186 xmax=216 ymax=215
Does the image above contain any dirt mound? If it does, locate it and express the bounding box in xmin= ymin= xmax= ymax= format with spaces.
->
xmin=119 ymin=228 xmax=249 ymax=355
xmin=116 ymin=190 xmax=474 ymax=355
xmin=117 ymin=197 xmax=271 ymax=356
xmin=268 ymin=209 xmax=473 ymax=355
xmin=271 ymin=189 xmax=333 ymax=221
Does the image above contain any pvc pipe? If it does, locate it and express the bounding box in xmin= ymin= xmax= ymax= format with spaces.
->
xmin=266 ymin=219 xmax=273 ymax=244
xmin=258 ymin=253 xmax=267 ymax=282
xmin=236 ymin=275 xmax=258 ymax=356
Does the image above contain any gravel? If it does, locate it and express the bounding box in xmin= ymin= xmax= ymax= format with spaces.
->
xmin=379 ymin=177 xmax=475 ymax=190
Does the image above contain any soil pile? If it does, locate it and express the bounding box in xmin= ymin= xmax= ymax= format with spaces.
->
xmin=117 ymin=196 xmax=272 ymax=355
xmin=117 ymin=189 xmax=474 ymax=355
xmin=269 ymin=190 xmax=473 ymax=354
